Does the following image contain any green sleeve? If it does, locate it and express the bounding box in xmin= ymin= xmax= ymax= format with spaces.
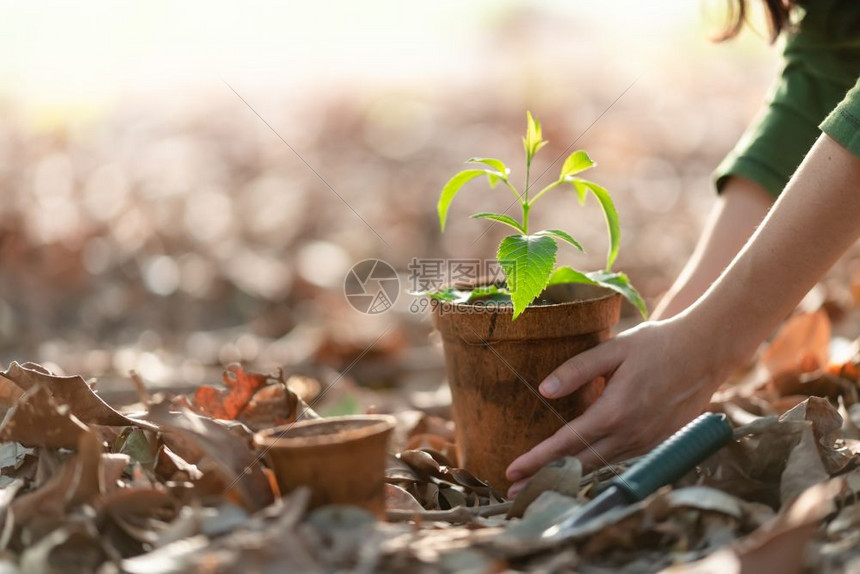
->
xmin=820 ymin=77 xmax=860 ymax=156
xmin=713 ymin=0 xmax=860 ymax=198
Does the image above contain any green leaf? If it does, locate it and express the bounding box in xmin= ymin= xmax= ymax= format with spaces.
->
xmin=418 ymin=285 xmax=510 ymax=304
xmin=116 ymin=428 xmax=157 ymax=471
xmin=439 ymin=165 xmax=511 ymax=230
xmin=535 ymin=229 xmax=584 ymax=252
xmin=471 ymin=212 xmax=526 ymax=234
xmin=468 ymin=158 xmax=510 ymax=189
xmin=548 ymin=266 xmax=648 ymax=319
xmin=589 ymin=270 xmax=647 ymax=319
xmin=560 ymin=150 xmax=595 ymax=179
xmin=467 ymin=157 xmax=510 ymax=177
xmin=572 ymin=178 xmax=620 ymax=270
xmin=497 ymin=234 xmax=558 ymax=320
xmin=466 ymin=284 xmax=509 ymax=300
xmin=438 ymin=169 xmax=488 ymax=232
xmin=523 ymin=111 xmax=548 ymax=164
xmin=547 ymin=266 xmax=592 ymax=286
xmin=419 ymin=287 xmax=459 ymax=302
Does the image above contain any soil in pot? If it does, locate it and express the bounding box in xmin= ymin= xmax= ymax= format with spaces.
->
xmin=432 ymin=282 xmax=621 ymax=493
xmin=253 ymin=415 xmax=395 ymax=517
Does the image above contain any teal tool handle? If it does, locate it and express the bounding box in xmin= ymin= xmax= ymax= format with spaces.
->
xmin=610 ymin=412 xmax=733 ymax=502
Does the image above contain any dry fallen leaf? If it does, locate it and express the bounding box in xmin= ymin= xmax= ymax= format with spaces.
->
xmin=384 ymin=484 xmax=424 ymax=513
xmin=143 ymin=399 xmax=274 ymax=512
xmin=761 ymin=311 xmax=831 ymax=382
xmin=238 ymin=383 xmax=306 ymax=432
xmin=0 ymin=362 xmax=139 ymax=427
xmin=192 ymin=363 xmax=270 ymax=420
xmin=192 ymin=365 xmax=320 ymax=431
xmin=10 ymin=431 xmax=102 ymax=541
xmin=404 ymin=433 xmax=457 ymax=467
xmin=665 ymin=478 xmax=845 ymax=574
xmin=0 ymin=324 xmax=857 ymax=572
xmin=782 ymin=396 xmax=855 ymax=475
xmin=507 ymin=457 xmax=582 ymax=519
xmin=0 ymin=386 xmax=91 ymax=449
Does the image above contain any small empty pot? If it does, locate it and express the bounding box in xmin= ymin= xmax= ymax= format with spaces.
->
xmin=253 ymin=415 xmax=396 ymax=517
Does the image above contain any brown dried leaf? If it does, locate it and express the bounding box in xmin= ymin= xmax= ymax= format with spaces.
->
xmin=103 ymin=489 xmax=182 ymax=545
xmin=385 ymin=454 xmax=422 ymax=483
xmin=0 ymin=374 xmax=24 ymax=408
xmin=410 ymin=482 xmax=441 ymax=510
xmin=10 ymin=431 xmax=102 ymax=540
xmin=444 ymin=468 xmax=504 ymax=501
xmin=237 ymin=383 xmax=299 ymax=431
xmin=192 ymin=363 xmax=269 ymax=420
xmin=1 ymin=362 xmax=137 ymax=427
xmin=155 ymin=445 xmax=203 ymax=482
xmin=667 ymin=486 xmax=745 ymax=519
xmin=142 ymin=399 xmax=274 ymax=512
xmin=667 ymin=478 xmax=844 ymax=574
xmin=19 ymin=524 xmax=109 ymax=574
xmin=0 ymin=385 xmax=90 ymax=449
xmin=696 ymin=417 xmax=808 ymax=507
xmin=283 ymin=374 xmax=322 ymax=402
xmin=781 ymin=397 xmax=842 ymax=448
xmin=779 ymin=425 xmax=830 ymax=504
xmin=192 ymin=365 xmax=319 ymax=430
xmin=99 ymin=453 xmax=131 ymax=495
xmin=404 ymin=433 xmax=457 ymax=467
xmin=399 ymin=449 xmax=441 ymax=478
xmin=119 ymin=488 xmax=316 ymax=572
xmin=770 ymin=371 xmax=849 ymax=402
xmin=385 ymin=484 xmax=424 ymax=513
xmin=780 ymin=397 xmax=856 ymax=476
xmin=407 ymin=413 xmax=456 ymax=443
xmin=439 ymin=486 xmax=467 ymax=510
xmin=761 ymin=311 xmax=830 ymax=380
xmin=508 ymin=457 xmax=582 ymax=519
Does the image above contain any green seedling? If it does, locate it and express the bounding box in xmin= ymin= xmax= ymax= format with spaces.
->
xmin=434 ymin=111 xmax=646 ymax=320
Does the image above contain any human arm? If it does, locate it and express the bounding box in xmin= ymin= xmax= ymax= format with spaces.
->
xmin=651 ymin=1 xmax=860 ymax=318
xmin=505 ymin=132 xmax=860 ymax=496
xmin=651 ymin=177 xmax=773 ymax=319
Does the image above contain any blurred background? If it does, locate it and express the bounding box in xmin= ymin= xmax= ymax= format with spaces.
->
xmin=3 ymin=0 xmax=848 ymax=406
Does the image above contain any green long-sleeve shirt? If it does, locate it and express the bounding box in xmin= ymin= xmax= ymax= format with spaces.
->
xmin=714 ymin=0 xmax=860 ymax=196
xmin=821 ymin=76 xmax=860 ymax=155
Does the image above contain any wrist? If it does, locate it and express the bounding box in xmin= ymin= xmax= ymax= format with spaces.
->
xmin=669 ymin=304 xmax=754 ymax=391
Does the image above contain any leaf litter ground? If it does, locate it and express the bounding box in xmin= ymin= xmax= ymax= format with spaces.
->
xmin=1 ymin=305 xmax=860 ymax=573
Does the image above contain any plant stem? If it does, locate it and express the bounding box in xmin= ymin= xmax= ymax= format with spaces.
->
xmin=530 ymin=180 xmax=562 ymax=205
xmin=524 ymin=161 xmax=532 ymax=203
xmin=522 ymin=202 xmax=530 ymax=235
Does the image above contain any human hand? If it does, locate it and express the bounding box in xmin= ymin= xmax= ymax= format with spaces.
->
xmin=504 ymin=318 xmax=733 ymax=498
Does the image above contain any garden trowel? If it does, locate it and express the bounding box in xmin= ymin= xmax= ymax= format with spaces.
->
xmin=541 ymin=412 xmax=734 ymax=541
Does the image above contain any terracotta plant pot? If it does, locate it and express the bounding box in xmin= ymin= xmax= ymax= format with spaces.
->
xmin=253 ymin=415 xmax=395 ymax=517
xmin=433 ymin=282 xmax=621 ymax=492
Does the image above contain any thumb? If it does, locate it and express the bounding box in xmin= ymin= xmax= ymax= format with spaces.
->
xmin=539 ymin=340 xmax=623 ymax=399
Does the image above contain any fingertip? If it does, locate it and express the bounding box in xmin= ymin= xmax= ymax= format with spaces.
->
xmin=539 ymin=374 xmax=561 ymax=397
xmin=507 ymin=479 xmax=528 ymax=499
xmin=506 ymin=464 xmax=523 ymax=483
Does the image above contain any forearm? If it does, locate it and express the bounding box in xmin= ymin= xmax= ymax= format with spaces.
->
xmin=678 ymin=134 xmax=860 ymax=368
xmin=652 ymin=178 xmax=773 ymax=320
